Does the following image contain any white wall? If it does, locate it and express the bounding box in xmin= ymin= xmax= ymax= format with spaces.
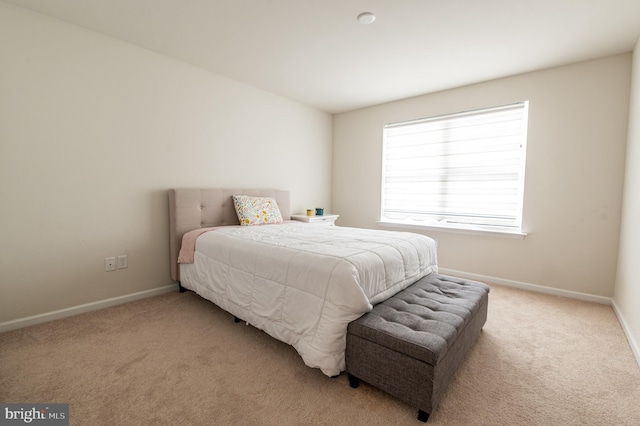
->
xmin=333 ymin=54 xmax=631 ymax=298
xmin=614 ymin=39 xmax=640 ymax=362
xmin=0 ymin=3 xmax=332 ymax=324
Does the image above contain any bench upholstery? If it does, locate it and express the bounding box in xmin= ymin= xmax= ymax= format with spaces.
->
xmin=346 ymin=273 xmax=489 ymax=422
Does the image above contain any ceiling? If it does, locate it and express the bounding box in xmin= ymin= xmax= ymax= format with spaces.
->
xmin=6 ymin=0 xmax=640 ymax=113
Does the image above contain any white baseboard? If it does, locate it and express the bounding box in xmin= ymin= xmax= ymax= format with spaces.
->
xmin=611 ymin=299 xmax=640 ymax=369
xmin=439 ymin=268 xmax=640 ymax=368
xmin=0 ymin=284 xmax=179 ymax=333
xmin=438 ymin=268 xmax=612 ymax=305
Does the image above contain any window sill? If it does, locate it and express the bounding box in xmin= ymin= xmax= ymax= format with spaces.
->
xmin=376 ymin=220 xmax=527 ymax=239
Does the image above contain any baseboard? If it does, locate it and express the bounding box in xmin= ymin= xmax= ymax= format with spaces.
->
xmin=438 ymin=268 xmax=612 ymax=305
xmin=611 ymin=299 xmax=640 ymax=369
xmin=438 ymin=268 xmax=640 ymax=367
xmin=0 ymin=284 xmax=179 ymax=333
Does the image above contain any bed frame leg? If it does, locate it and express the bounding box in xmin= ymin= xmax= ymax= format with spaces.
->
xmin=178 ymin=282 xmax=187 ymax=293
xmin=234 ymin=316 xmax=241 ymax=323
xmin=418 ymin=410 xmax=430 ymax=422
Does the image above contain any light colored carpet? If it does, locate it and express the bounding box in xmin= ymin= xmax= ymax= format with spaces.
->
xmin=1 ymin=284 xmax=639 ymax=425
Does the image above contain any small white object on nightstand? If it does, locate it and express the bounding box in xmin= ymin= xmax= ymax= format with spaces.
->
xmin=290 ymin=214 xmax=339 ymax=226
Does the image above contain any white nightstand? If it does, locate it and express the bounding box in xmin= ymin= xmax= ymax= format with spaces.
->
xmin=290 ymin=214 xmax=339 ymax=226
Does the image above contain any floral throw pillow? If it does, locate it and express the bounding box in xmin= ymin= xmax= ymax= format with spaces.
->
xmin=233 ymin=195 xmax=283 ymax=226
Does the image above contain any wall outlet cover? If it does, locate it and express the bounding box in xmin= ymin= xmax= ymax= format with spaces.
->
xmin=105 ymin=257 xmax=116 ymax=272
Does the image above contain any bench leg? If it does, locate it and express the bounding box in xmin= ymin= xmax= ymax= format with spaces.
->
xmin=418 ymin=409 xmax=430 ymax=422
xmin=348 ymin=374 xmax=360 ymax=389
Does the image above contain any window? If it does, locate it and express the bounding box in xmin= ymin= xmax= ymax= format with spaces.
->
xmin=381 ymin=102 xmax=529 ymax=235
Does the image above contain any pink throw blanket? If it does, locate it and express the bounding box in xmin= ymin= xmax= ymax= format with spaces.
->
xmin=178 ymin=227 xmax=227 ymax=264
xmin=178 ymin=222 xmax=296 ymax=264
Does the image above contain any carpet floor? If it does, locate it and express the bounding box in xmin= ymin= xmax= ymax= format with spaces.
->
xmin=1 ymin=283 xmax=639 ymax=425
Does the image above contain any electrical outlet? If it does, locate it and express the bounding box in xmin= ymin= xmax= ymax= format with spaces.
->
xmin=105 ymin=257 xmax=116 ymax=272
xmin=117 ymin=255 xmax=128 ymax=269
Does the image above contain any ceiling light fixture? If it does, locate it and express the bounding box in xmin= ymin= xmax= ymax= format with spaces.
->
xmin=357 ymin=12 xmax=376 ymax=25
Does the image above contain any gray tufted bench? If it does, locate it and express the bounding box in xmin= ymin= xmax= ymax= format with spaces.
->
xmin=346 ymin=273 xmax=490 ymax=422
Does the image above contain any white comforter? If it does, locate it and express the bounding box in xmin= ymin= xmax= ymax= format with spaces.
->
xmin=179 ymin=223 xmax=438 ymax=376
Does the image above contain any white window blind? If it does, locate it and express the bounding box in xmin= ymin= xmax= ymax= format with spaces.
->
xmin=381 ymin=102 xmax=528 ymax=232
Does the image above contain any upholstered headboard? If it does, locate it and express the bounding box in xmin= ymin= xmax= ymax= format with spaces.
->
xmin=168 ymin=188 xmax=291 ymax=281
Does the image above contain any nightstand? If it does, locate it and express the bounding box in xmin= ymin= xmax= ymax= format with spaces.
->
xmin=290 ymin=214 xmax=339 ymax=226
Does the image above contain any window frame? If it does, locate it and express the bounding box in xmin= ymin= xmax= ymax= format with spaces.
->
xmin=379 ymin=102 xmax=529 ymax=238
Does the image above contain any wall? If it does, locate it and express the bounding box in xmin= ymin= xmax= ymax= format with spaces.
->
xmin=614 ymin=39 xmax=640 ymax=363
xmin=333 ymin=54 xmax=631 ymax=298
xmin=0 ymin=3 xmax=332 ymax=325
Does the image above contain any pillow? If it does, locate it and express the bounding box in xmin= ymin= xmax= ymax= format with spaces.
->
xmin=232 ymin=195 xmax=284 ymax=226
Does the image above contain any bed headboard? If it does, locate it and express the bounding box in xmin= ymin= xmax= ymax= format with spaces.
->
xmin=168 ymin=188 xmax=291 ymax=281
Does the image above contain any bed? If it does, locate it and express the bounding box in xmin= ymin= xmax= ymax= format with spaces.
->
xmin=169 ymin=188 xmax=438 ymax=376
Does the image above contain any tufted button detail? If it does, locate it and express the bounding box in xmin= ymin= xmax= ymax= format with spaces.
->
xmin=348 ymin=273 xmax=489 ymax=365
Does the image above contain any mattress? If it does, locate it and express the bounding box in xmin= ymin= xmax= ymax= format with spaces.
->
xmin=179 ymin=222 xmax=438 ymax=376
